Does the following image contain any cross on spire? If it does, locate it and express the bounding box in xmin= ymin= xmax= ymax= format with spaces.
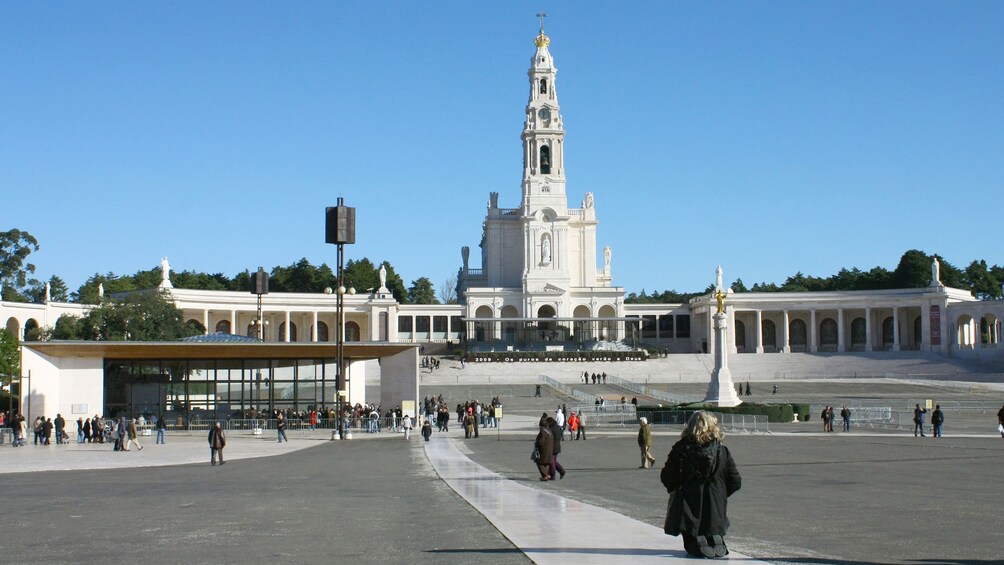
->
xmin=536 ymin=11 xmax=547 ymax=33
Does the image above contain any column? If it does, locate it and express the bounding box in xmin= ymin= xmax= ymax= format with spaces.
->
xmin=809 ymin=310 xmax=818 ymax=353
xmin=230 ymin=310 xmax=236 ymax=336
xmin=892 ymin=307 xmax=900 ymax=351
xmin=728 ymin=306 xmax=737 ymax=354
xmin=865 ymin=307 xmax=873 ymax=352
xmin=312 ymin=311 xmax=319 ymax=343
xmin=782 ymin=310 xmax=790 ymax=353
xmin=203 ymin=309 xmax=209 ymax=335
xmin=755 ymin=310 xmax=764 ymax=354
xmin=837 ymin=308 xmax=845 ymax=352
xmin=284 ymin=311 xmax=291 ymax=343
xmin=920 ymin=304 xmax=931 ymax=352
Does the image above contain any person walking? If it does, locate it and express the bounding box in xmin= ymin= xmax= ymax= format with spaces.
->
xmin=548 ymin=416 xmax=566 ymax=480
xmin=998 ymin=404 xmax=1004 ymax=438
xmin=54 ymin=414 xmax=66 ymax=444
xmin=820 ymin=407 xmax=830 ymax=433
xmin=576 ymin=411 xmax=587 ymax=441
xmin=840 ymin=406 xmax=851 ymax=432
xmin=533 ymin=419 xmax=554 ymax=481
xmin=661 ymin=411 xmax=742 ymax=558
xmin=913 ymin=404 xmax=927 ymax=437
xmin=402 ymin=413 xmax=413 ymax=440
xmin=276 ymin=413 xmax=288 ymax=443
xmin=155 ymin=414 xmax=167 ymax=444
xmin=638 ymin=417 xmax=657 ymax=469
xmin=931 ymin=405 xmax=944 ymax=438
xmin=43 ymin=417 xmax=54 ymax=445
xmin=567 ymin=412 xmax=579 ymax=440
xmin=208 ymin=422 xmax=226 ymax=465
xmin=421 ymin=418 xmax=433 ymax=442
xmin=76 ymin=417 xmax=85 ymax=443
xmin=124 ymin=418 xmax=143 ymax=451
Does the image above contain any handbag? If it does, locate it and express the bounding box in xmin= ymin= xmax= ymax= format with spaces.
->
xmin=997 ymin=423 xmax=1003 ymax=434
xmin=531 ymin=445 xmax=541 ymax=462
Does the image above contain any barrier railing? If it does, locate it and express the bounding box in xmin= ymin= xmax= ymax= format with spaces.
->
xmin=606 ymin=374 xmax=703 ymax=404
xmin=638 ymin=410 xmax=770 ymax=435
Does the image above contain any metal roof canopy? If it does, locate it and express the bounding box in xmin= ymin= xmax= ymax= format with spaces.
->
xmin=24 ymin=341 xmax=417 ymax=360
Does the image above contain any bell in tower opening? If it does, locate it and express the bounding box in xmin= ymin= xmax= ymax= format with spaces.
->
xmin=539 ymin=145 xmax=551 ymax=174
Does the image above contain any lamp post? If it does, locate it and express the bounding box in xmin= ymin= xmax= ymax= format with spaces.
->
xmin=326 ymin=198 xmax=355 ymax=440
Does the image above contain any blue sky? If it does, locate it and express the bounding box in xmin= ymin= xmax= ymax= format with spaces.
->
xmin=3 ymin=2 xmax=1002 ymax=296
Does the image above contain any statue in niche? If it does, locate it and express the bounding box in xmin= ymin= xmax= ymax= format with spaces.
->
xmin=541 ymin=234 xmax=551 ymax=264
xmin=604 ymin=246 xmax=611 ymax=269
xmin=584 ymin=192 xmax=594 ymax=208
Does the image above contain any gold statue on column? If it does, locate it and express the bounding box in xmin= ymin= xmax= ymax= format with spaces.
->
xmin=714 ymin=289 xmax=727 ymax=314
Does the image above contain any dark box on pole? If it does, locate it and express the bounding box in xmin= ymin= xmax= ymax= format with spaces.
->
xmin=326 ymin=206 xmax=356 ymax=244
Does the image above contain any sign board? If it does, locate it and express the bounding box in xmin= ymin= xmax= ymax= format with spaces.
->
xmin=930 ymin=305 xmax=941 ymax=346
xmin=71 ymin=404 xmax=88 ymax=415
xmin=925 ymin=399 xmax=934 ymax=410
xmin=401 ymin=400 xmax=415 ymax=418
xmin=495 ymin=407 xmax=503 ymax=419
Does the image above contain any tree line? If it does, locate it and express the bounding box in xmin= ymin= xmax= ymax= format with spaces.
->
xmin=626 ymin=250 xmax=1004 ymax=303
xmin=1 ymin=229 xmax=449 ymax=306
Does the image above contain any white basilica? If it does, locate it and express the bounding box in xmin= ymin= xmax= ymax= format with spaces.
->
xmin=3 ymin=28 xmax=1003 ymax=365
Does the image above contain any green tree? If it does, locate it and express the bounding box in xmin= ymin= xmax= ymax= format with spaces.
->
xmin=965 ymin=260 xmax=1001 ymax=300
xmin=730 ymin=278 xmax=748 ymax=293
xmin=0 ymin=229 xmax=40 ymax=293
xmin=76 ymin=290 xmax=201 ymax=341
xmin=0 ymin=328 xmax=19 ymax=386
xmin=52 ymin=314 xmax=84 ymax=340
xmin=407 ymin=277 xmax=438 ymax=304
xmin=343 ymin=258 xmax=379 ymax=292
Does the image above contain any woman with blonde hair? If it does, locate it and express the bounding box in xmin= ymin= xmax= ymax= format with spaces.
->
xmin=661 ymin=411 xmax=741 ymax=558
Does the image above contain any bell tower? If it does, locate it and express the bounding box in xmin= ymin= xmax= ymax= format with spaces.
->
xmin=520 ymin=14 xmax=567 ymax=214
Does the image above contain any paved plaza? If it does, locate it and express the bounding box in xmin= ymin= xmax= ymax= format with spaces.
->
xmin=3 ymin=378 xmax=1004 ymax=564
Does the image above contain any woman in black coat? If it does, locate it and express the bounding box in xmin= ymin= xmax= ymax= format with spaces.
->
xmin=661 ymin=411 xmax=741 ymax=558
xmin=547 ymin=417 xmax=566 ymax=480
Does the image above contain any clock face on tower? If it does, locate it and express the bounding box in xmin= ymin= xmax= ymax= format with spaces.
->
xmin=538 ymin=108 xmax=551 ymax=121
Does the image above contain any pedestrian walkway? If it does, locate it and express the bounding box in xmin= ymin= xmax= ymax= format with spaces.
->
xmin=425 ymin=437 xmax=772 ymax=564
xmin=0 ymin=435 xmax=322 ymax=474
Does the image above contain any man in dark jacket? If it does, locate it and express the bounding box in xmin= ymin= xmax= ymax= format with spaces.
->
xmin=208 ymin=422 xmax=226 ymax=466
xmin=931 ymin=405 xmax=944 ymax=437
xmin=54 ymin=414 xmax=66 ymax=444
xmin=914 ymin=404 xmax=927 ymax=437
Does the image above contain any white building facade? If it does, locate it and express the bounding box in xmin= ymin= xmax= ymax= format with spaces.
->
xmin=3 ymin=29 xmax=1002 ymax=362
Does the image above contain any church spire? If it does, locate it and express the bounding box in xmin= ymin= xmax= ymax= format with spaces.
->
xmin=521 ymin=18 xmax=565 ymax=211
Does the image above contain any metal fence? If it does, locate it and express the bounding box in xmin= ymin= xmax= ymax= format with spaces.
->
xmin=638 ymin=410 xmax=770 ymax=435
xmin=606 ymin=374 xmax=703 ymax=404
xmin=573 ymin=403 xmax=637 ymax=428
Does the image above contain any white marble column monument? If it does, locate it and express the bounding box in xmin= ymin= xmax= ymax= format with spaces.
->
xmin=705 ymin=267 xmax=742 ymax=407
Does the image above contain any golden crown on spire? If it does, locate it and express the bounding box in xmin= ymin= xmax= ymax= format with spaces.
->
xmin=534 ymin=31 xmax=550 ymax=48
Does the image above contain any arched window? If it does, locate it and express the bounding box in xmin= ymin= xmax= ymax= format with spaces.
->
xmin=317 ymin=321 xmax=329 ymax=342
xmin=820 ymin=318 xmax=837 ymax=346
xmin=850 ymin=318 xmax=866 ymax=346
xmin=247 ymin=323 xmax=257 ymax=339
xmin=23 ymin=319 xmax=41 ymax=341
xmin=762 ymin=319 xmax=776 ymax=349
xmin=539 ymin=145 xmax=551 ymax=174
xmin=734 ymin=320 xmax=746 ymax=351
xmin=540 ymin=78 xmax=547 ymax=94
xmin=215 ymin=320 xmax=231 ymax=334
xmin=790 ymin=319 xmax=807 ymax=347
xmin=346 ymin=321 xmax=360 ymax=342
xmin=882 ymin=317 xmax=894 ymax=346
xmin=186 ymin=319 xmax=205 ymax=334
